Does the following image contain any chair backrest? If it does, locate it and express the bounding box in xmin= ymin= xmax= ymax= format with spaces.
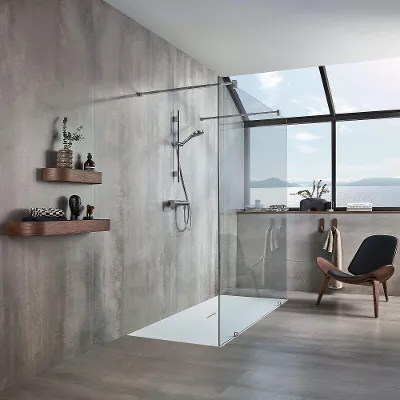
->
xmin=348 ymin=235 xmax=398 ymax=276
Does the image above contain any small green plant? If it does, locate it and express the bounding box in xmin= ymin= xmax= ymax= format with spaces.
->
xmin=62 ymin=117 xmax=84 ymax=150
xmin=291 ymin=180 xmax=330 ymax=199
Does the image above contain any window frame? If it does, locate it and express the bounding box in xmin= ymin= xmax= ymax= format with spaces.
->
xmin=226 ymin=67 xmax=400 ymax=211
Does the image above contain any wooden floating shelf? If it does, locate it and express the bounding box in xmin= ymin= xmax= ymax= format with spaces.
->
xmin=41 ymin=168 xmax=102 ymax=184
xmin=5 ymin=219 xmax=110 ymax=237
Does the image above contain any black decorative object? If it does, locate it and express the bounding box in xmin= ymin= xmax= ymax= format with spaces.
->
xmin=83 ymin=205 xmax=95 ymax=220
xmin=300 ymin=198 xmax=327 ymax=211
xmin=291 ymin=180 xmax=330 ymax=211
xmin=84 ymin=153 xmax=95 ymax=171
xmin=69 ymin=195 xmax=84 ymax=220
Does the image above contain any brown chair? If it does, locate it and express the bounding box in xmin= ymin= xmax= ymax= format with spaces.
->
xmin=316 ymin=235 xmax=398 ymax=318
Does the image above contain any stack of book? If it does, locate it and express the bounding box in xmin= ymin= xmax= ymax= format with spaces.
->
xmin=346 ymin=202 xmax=373 ymax=212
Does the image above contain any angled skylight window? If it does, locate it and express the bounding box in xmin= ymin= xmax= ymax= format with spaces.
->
xmin=232 ymin=67 xmax=328 ymax=118
xmin=327 ymin=58 xmax=400 ymax=113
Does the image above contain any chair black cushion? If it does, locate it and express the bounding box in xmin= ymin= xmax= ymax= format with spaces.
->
xmin=328 ymin=269 xmax=355 ymax=279
xmin=348 ymin=235 xmax=398 ymax=276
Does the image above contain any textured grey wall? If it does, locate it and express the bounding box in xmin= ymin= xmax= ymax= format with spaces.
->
xmin=92 ymin=1 xmax=220 ymax=338
xmin=238 ymin=213 xmax=400 ymax=297
xmin=0 ymin=0 xmax=226 ymax=390
xmin=0 ymin=0 xmax=96 ymax=391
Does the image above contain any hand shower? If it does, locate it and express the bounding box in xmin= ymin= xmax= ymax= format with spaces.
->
xmin=173 ymin=130 xmax=204 ymax=147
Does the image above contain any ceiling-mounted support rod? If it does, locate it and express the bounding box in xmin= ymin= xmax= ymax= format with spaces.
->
xmin=136 ymin=80 xmax=237 ymax=97
xmin=200 ymin=110 xmax=280 ymax=122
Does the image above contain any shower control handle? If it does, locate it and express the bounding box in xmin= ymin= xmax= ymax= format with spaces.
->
xmin=168 ymin=200 xmax=190 ymax=209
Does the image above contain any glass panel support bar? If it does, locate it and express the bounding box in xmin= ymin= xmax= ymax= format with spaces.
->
xmin=136 ymin=80 xmax=237 ymax=97
xmin=200 ymin=110 xmax=280 ymax=122
xmin=245 ymin=109 xmax=400 ymax=127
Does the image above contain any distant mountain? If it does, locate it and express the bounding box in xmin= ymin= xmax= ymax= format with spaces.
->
xmin=343 ymin=178 xmax=400 ymax=187
xmin=250 ymin=178 xmax=300 ymax=188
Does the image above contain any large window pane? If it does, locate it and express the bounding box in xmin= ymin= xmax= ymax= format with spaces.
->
xmin=287 ymin=124 xmax=331 ymax=208
xmin=327 ymin=58 xmax=400 ymax=113
xmin=336 ymin=119 xmax=400 ymax=207
xmin=249 ymin=123 xmax=331 ymax=208
xmin=233 ymin=67 xmax=328 ymax=118
xmin=249 ymin=125 xmax=287 ymax=207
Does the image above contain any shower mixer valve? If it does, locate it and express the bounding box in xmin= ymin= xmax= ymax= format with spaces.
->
xmin=168 ymin=200 xmax=191 ymax=209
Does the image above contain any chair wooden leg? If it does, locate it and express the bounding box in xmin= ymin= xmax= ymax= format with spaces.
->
xmin=383 ymin=282 xmax=389 ymax=302
xmin=373 ymin=280 xmax=380 ymax=318
xmin=316 ymin=275 xmax=330 ymax=305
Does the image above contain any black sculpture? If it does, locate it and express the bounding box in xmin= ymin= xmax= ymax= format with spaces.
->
xmin=69 ymin=195 xmax=84 ymax=220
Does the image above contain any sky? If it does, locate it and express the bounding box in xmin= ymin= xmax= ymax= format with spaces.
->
xmin=232 ymin=58 xmax=400 ymax=184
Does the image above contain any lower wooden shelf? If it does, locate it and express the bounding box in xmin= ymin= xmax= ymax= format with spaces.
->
xmin=41 ymin=168 xmax=102 ymax=184
xmin=5 ymin=219 xmax=110 ymax=237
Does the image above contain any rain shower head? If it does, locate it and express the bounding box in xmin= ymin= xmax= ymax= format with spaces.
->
xmin=174 ymin=130 xmax=205 ymax=147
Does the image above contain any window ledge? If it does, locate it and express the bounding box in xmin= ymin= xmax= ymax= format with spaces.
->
xmin=237 ymin=210 xmax=400 ymax=214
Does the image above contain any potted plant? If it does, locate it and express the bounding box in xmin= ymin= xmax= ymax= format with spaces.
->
xmin=291 ymin=180 xmax=330 ymax=211
xmin=57 ymin=117 xmax=84 ymax=168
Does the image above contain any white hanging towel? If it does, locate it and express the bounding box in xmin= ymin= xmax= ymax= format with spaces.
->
xmin=262 ymin=226 xmax=280 ymax=286
xmin=322 ymin=226 xmax=343 ymax=289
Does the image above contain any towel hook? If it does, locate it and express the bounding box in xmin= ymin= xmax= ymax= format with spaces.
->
xmin=331 ymin=218 xmax=338 ymax=230
xmin=318 ymin=218 xmax=325 ymax=233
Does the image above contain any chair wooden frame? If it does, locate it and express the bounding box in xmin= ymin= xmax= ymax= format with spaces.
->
xmin=316 ymin=257 xmax=394 ymax=318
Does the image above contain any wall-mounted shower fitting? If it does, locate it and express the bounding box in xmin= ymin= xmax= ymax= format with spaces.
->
xmin=168 ymin=110 xmax=206 ymax=232
xmin=168 ymin=200 xmax=191 ymax=209
xmin=173 ymin=130 xmax=204 ymax=147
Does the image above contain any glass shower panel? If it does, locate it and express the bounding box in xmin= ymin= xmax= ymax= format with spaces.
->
xmin=218 ymin=84 xmax=287 ymax=346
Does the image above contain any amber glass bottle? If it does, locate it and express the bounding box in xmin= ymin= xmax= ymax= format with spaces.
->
xmin=84 ymin=153 xmax=95 ymax=171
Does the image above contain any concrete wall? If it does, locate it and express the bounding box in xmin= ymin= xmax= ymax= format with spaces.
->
xmin=0 ymin=0 xmax=226 ymax=390
xmin=92 ymin=0 xmax=220 ymax=342
xmin=0 ymin=0 xmax=96 ymax=391
xmin=238 ymin=212 xmax=400 ymax=297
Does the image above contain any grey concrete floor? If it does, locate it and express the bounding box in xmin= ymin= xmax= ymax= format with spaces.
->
xmin=2 ymin=291 xmax=400 ymax=399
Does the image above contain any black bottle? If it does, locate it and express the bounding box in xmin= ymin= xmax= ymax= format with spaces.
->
xmin=84 ymin=153 xmax=95 ymax=171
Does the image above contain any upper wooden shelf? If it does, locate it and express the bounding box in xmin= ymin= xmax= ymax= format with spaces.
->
xmin=5 ymin=219 xmax=110 ymax=237
xmin=41 ymin=168 xmax=102 ymax=184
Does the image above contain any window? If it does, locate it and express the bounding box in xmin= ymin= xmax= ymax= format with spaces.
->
xmin=336 ymin=119 xmax=400 ymax=207
xmin=327 ymin=58 xmax=400 ymax=113
xmin=249 ymin=124 xmax=331 ymax=208
xmin=233 ymin=67 xmax=328 ymax=118
xmin=231 ymin=58 xmax=400 ymax=210
xmin=287 ymin=124 xmax=331 ymax=208
xmin=249 ymin=126 xmax=287 ymax=207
